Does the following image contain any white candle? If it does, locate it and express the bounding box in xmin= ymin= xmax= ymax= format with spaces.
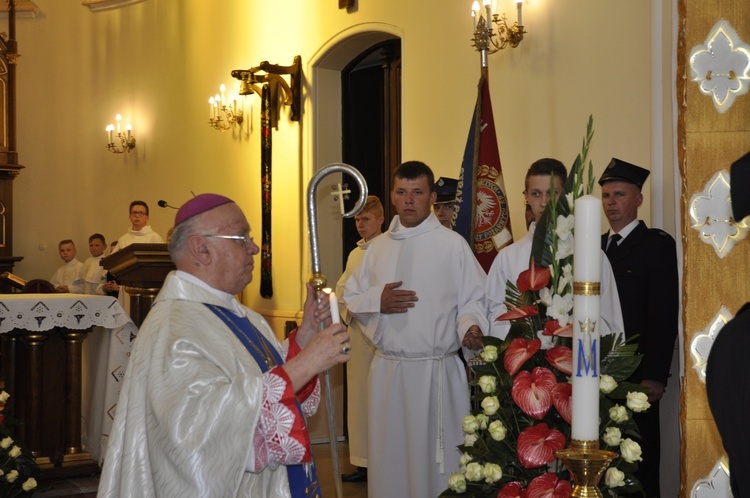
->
xmin=516 ymin=0 xmax=523 ymax=26
xmin=115 ymin=114 xmax=122 ymax=134
xmin=571 ymin=195 xmax=602 ymax=442
xmin=126 ymin=123 xmax=132 ymax=140
xmin=220 ymin=83 xmax=226 ymax=106
xmin=106 ymin=124 xmax=114 ymax=144
xmin=483 ymin=0 xmax=491 ymax=24
xmin=209 ymin=97 xmax=214 ymax=119
xmin=471 ymin=8 xmax=476 ymax=32
xmin=324 ymin=288 xmax=341 ymax=324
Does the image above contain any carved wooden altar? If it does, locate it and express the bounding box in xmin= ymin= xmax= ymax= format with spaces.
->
xmin=0 ymin=0 xmax=24 ymax=289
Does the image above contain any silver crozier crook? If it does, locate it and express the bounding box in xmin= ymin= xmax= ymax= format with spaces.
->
xmin=306 ymin=163 xmax=368 ymax=498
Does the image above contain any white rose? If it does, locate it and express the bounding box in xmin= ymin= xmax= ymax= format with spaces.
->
xmin=464 ymin=433 xmax=478 ymax=447
xmin=599 ymin=375 xmax=617 ymax=394
xmin=602 ymin=427 xmax=622 ymax=447
xmin=462 ymin=415 xmax=479 ymax=434
xmin=609 ymin=404 xmax=629 ymax=423
xmin=465 ymin=462 xmax=484 ymax=482
xmin=478 ymin=375 xmax=497 ymax=394
xmin=481 ymin=345 xmax=498 ymax=363
xmin=488 ymin=420 xmax=508 ymax=441
xmin=0 ymin=437 xmax=12 ymax=449
xmin=0 ymin=391 xmax=9 ymax=403
xmin=448 ymin=472 xmax=467 ymax=493
xmin=620 ymin=438 xmax=643 ymax=463
xmin=8 ymin=445 xmax=21 ymax=458
xmin=6 ymin=470 xmax=18 ymax=483
xmin=483 ymin=462 xmax=503 ymax=483
xmin=22 ymin=478 xmax=37 ymax=492
xmin=626 ymin=391 xmax=651 ymax=413
xmin=459 ymin=452 xmax=473 ymax=467
xmin=605 ymin=467 xmax=626 ymax=487
xmin=475 ymin=413 xmax=490 ymax=430
xmin=481 ymin=396 xmax=500 ymax=416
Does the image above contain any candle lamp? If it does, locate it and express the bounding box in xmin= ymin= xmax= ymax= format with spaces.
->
xmin=471 ymin=0 xmax=526 ymax=64
xmin=105 ymin=114 xmax=136 ymax=154
xmin=207 ymin=84 xmax=244 ymax=132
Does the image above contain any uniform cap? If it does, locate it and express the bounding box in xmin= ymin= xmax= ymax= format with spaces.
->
xmin=598 ymin=158 xmax=651 ymax=190
xmin=434 ymin=177 xmax=458 ymax=203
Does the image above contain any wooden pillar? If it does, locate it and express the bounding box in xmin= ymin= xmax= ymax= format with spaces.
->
xmin=60 ymin=330 xmax=87 ymax=458
xmin=18 ymin=333 xmax=50 ymax=466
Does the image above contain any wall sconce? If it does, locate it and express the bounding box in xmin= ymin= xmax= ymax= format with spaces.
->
xmin=208 ymin=83 xmax=244 ymax=132
xmin=230 ymin=55 xmax=301 ymax=129
xmin=105 ymin=114 xmax=135 ymax=154
xmin=471 ymin=0 xmax=525 ymax=61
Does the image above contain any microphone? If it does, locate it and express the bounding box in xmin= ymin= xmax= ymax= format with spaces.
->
xmin=158 ymin=199 xmax=178 ymax=210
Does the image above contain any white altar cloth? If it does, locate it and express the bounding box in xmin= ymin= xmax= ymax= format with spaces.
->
xmin=0 ymin=293 xmax=137 ymax=463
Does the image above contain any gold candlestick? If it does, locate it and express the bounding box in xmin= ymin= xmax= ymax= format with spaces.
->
xmin=556 ymin=440 xmax=617 ymax=498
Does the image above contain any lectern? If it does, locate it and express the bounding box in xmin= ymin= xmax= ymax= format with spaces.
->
xmin=101 ymin=243 xmax=175 ymax=326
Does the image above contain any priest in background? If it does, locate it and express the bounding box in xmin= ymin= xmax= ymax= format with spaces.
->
xmin=336 ymin=195 xmax=385 ymax=483
xmin=98 ymin=193 xmax=351 ymax=498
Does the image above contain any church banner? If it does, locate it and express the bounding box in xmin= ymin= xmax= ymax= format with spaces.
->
xmin=454 ymin=75 xmax=513 ymax=272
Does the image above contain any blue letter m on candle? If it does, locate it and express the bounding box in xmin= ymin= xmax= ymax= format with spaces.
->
xmin=576 ymin=338 xmax=598 ymax=377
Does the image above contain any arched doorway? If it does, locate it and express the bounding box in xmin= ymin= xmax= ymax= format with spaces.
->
xmin=304 ymin=26 xmax=403 ymax=442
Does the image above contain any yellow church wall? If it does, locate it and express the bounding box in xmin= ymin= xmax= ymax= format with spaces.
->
xmin=4 ymin=0 xmax=725 ymax=492
xmin=5 ymin=0 xmax=669 ymax=320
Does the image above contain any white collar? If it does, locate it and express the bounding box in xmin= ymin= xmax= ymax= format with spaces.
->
xmin=174 ymin=270 xmax=245 ymax=316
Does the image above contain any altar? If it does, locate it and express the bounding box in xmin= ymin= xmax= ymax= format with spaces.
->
xmin=0 ymin=293 xmax=137 ymax=474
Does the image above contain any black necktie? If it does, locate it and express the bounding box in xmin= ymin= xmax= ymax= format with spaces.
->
xmin=607 ymin=234 xmax=622 ymax=256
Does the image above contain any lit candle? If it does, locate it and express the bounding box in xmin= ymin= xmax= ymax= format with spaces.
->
xmin=209 ymin=97 xmax=214 ymax=119
xmin=516 ymin=0 xmax=523 ymax=26
xmin=324 ymin=288 xmax=341 ymax=324
xmin=220 ymin=83 xmax=226 ymax=106
xmin=483 ymin=0 xmax=491 ymax=23
xmin=106 ymin=124 xmax=114 ymax=144
xmin=571 ymin=195 xmax=602 ymax=442
xmin=472 ymin=1 xmax=480 ymax=30
xmin=126 ymin=123 xmax=132 ymax=140
xmin=115 ymin=114 xmax=122 ymax=134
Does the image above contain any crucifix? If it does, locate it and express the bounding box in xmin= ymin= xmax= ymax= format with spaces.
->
xmin=330 ymin=183 xmax=351 ymax=215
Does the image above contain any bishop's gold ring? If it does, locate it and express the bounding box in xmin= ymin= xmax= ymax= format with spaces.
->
xmin=342 ymin=343 xmax=352 ymax=354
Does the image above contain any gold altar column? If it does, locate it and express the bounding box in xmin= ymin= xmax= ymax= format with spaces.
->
xmin=678 ymin=0 xmax=750 ymax=494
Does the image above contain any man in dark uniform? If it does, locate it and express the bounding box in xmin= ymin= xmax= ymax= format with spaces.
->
xmin=599 ymin=158 xmax=679 ymax=498
xmin=706 ymin=151 xmax=750 ymax=498
xmin=433 ymin=177 xmax=458 ymax=229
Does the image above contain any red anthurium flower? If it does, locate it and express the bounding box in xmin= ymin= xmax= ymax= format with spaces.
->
xmin=541 ymin=320 xmax=573 ymax=338
xmin=497 ymin=481 xmax=527 ymax=498
xmin=504 ymin=338 xmax=542 ymax=376
xmin=517 ymin=424 xmax=566 ymax=469
xmin=525 ymin=472 xmax=573 ymax=498
xmin=551 ymin=382 xmax=572 ymax=424
xmin=517 ymin=264 xmax=551 ymax=293
xmin=512 ymin=367 xmax=556 ymax=419
xmin=545 ymin=346 xmax=573 ymax=376
xmin=497 ymin=303 xmax=539 ymax=322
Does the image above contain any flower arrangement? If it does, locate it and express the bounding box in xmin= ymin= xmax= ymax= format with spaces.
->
xmin=441 ymin=117 xmax=650 ymax=498
xmin=0 ymin=391 xmax=40 ymax=496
